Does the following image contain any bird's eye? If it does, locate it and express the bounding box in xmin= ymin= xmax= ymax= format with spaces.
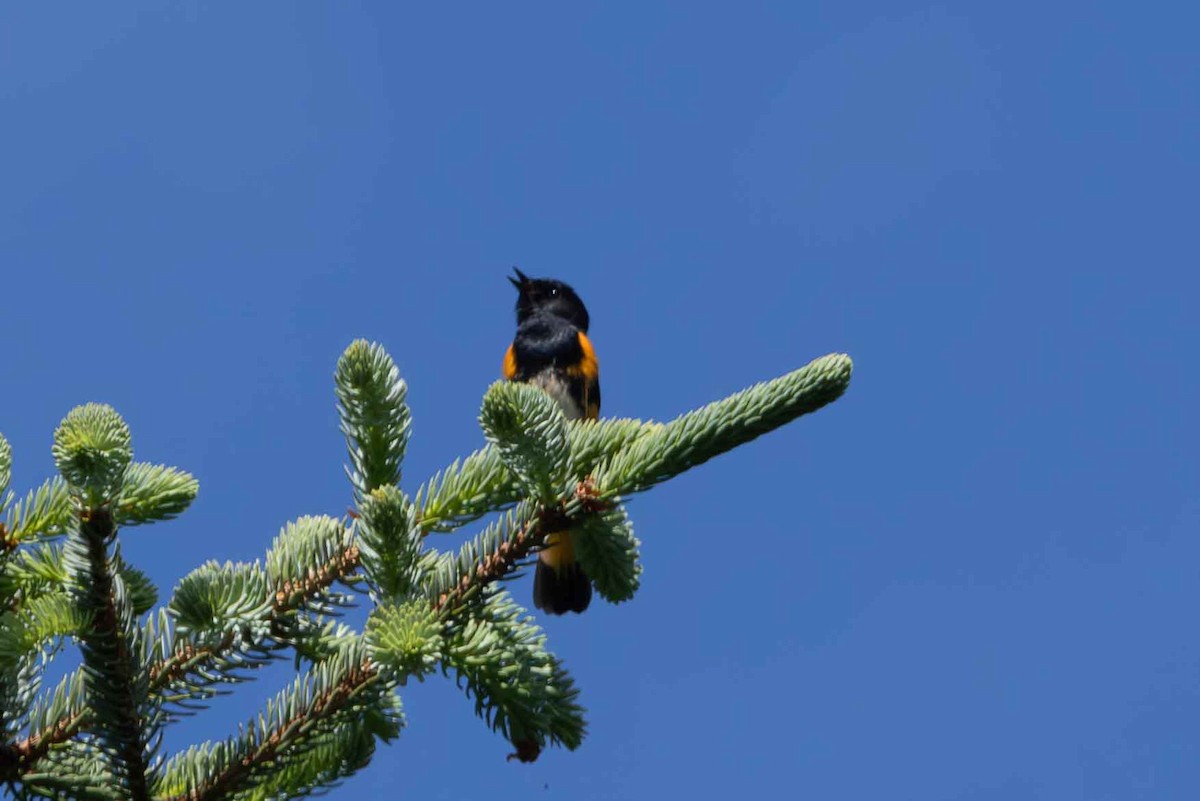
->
xmin=549 ymin=287 xmax=559 ymax=297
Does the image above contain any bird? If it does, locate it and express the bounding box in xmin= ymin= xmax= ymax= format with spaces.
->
xmin=502 ymin=268 xmax=600 ymax=614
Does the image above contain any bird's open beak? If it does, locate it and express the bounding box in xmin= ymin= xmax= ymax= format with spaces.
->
xmin=509 ymin=268 xmax=528 ymax=290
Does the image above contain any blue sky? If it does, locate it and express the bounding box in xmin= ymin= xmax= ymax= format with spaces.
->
xmin=2 ymin=3 xmax=1197 ymax=798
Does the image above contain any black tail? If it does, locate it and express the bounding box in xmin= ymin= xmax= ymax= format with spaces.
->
xmin=533 ymin=560 xmax=592 ymax=615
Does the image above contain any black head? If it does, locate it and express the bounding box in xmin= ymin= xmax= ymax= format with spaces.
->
xmin=509 ymin=268 xmax=590 ymax=331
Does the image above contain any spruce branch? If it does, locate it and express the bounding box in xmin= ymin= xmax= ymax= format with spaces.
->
xmin=155 ymin=537 xmax=364 ymax=706
xmin=413 ymin=445 xmax=518 ymax=533
xmin=265 ymin=516 xmax=358 ymax=615
xmin=365 ymin=600 xmax=443 ymax=680
xmin=8 ymin=530 xmax=363 ymax=779
xmin=592 ymin=353 xmax=852 ymax=498
xmin=121 ymin=564 xmax=159 ymax=616
xmin=169 ymin=562 xmax=276 ymax=646
xmin=0 ymin=545 xmax=155 ymax=628
xmin=427 ymin=502 xmax=552 ymax=614
xmin=0 ymin=544 xmax=67 ymax=595
xmin=158 ymin=562 xmax=280 ymax=705
xmin=27 ymin=668 xmax=87 ymax=745
xmin=64 ymin=507 xmax=154 ymax=801
xmin=0 ymin=465 xmax=193 ymax=552
xmin=11 ymin=536 xmax=370 ymax=785
xmin=0 ymin=670 xmax=87 ymax=784
xmin=155 ymin=643 xmax=399 ymax=801
xmin=567 ymin=417 xmax=651 ymax=470
xmin=52 ymin=404 xmax=133 ymax=508
xmin=113 ymin=463 xmax=199 ymax=526
xmin=573 ymin=506 xmax=641 ymax=603
xmin=479 ymin=381 xmax=571 ymax=504
xmin=424 ymin=485 xmax=617 ymax=617
xmin=414 ymin=417 xmax=646 ymax=533
xmin=0 ymin=404 xmax=148 ymax=646
xmin=148 ymin=630 xmax=261 ymax=703
xmin=50 ymin=405 xmax=157 ymax=799
xmin=231 ymin=726 xmax=375 ymax=801
xmin=0 ymin=652 xmax=40 ymax=774
xmin=15 ymin=738 xmax=120 ymax=801
xmin=336 ymin=340 xmax=412 ymax=500
xmin=2 ymin=478 xmax=72 ymax=548
xmin=356 ymin=486 xmax=423 ymax=602
xmin=0 ymin=593 xmax=90 ymax=663
xmin=442 ymin=589 xmax=585 ymax=761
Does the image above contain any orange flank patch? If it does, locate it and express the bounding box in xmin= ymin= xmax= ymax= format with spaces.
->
xmin=575 ymin=332 xmax=600 ymax=381
xmin=538 ymin=530 xmax=576 ymax=570
xmin=502 ymin=344 xmax=518 ymax=380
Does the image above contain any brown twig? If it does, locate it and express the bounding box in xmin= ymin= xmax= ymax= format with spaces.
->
xmin=433 ymin=481 xmax=609 ymax=614
xmin=433 ymin=509 xmax=555 ymax=613
xmin=167 ymin=659 xmax=379 ymax=801
xmin=0 ymin=522 xmax=16 ymax=554
xmin=273 ymin=545 xmax=360 ymax=613
xmin=0 ymin=709 xmax=88 ymax=781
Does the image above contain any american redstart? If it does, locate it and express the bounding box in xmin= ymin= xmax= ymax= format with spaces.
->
xmin=503 ymin=268 xmax=600 ymax=614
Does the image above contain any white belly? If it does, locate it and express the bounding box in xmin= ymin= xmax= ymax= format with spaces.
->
xmin=529 ymin=371 xmax=583 ymax=421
